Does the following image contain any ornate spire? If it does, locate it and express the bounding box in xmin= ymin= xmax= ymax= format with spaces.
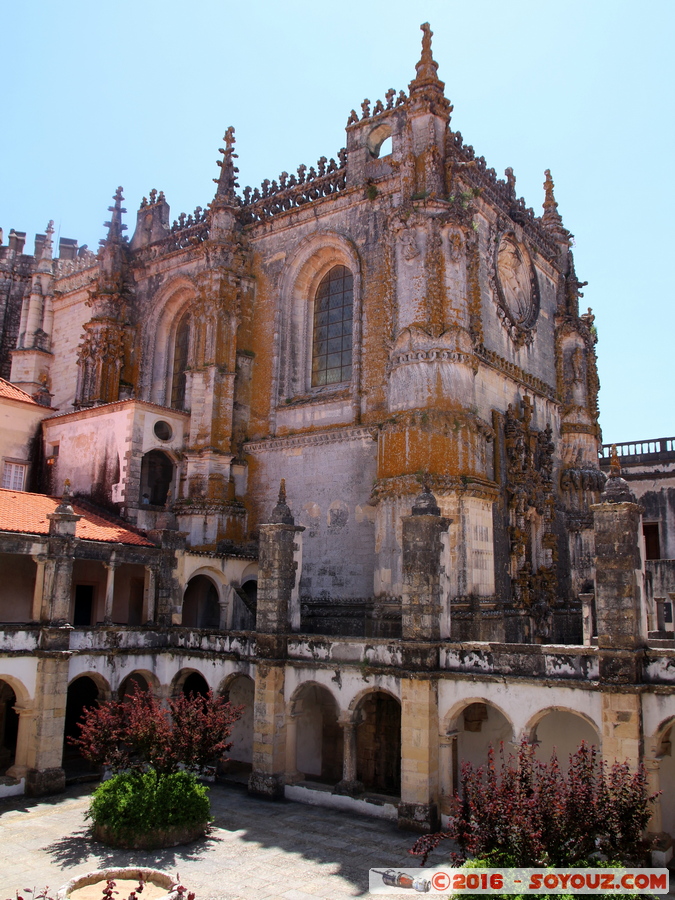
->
xmin=270 ymin=478 xmax=294 ymax=525
xmin=101 ymin=187 xmax=128 ymax=246
xmin=410 ymin=23 xmax=443 ymax=91
xmin=601 ymin=446 xmax=637 ymax=504
xmin=36 ymin=220 xmax=54 ymax=274
xmin=213 ymin=126 xmax=239 ymax=206
xmin=541 ymin=170 xmax=569 ymax=242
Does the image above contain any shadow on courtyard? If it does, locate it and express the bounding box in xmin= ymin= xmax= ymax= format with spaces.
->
xmin=32 ymin=781 xmax=428 ymax=897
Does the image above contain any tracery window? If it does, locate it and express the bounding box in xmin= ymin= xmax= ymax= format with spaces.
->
xmin=171 ymin=311 xmax=190 ymax=410
xmin=311 ymin=265 xmax=353 ymax=387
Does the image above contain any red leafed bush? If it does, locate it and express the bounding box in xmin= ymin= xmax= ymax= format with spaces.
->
xmin=70 ymin=684 xmax=243 ymax=775
xmin=410 ymin=740 xmax=656 ymax=867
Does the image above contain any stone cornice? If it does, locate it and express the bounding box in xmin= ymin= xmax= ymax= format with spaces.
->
xmin=244 ymin=425 xmax=377 ymax=453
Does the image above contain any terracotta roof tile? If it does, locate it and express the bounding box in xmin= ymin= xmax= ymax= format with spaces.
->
xmin=0 ymin=378 xmax=40 ymax=406
xmin=0 ymin=489 xmax=154 ymax=546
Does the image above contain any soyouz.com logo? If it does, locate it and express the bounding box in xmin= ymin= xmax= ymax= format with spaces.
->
xmin=368 ymin=867 xmax=670 ymax=894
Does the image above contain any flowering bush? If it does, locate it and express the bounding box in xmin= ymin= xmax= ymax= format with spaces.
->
xmin=71 ymin=684 xmax=243 ymax=775
xmin=70 ymin=685 xmax=243 ymax=847
xmin=411 ymin=741 xmax=655 ymax=867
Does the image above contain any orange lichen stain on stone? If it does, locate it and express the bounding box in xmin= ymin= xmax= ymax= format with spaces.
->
xmin=246 ymin=252 xmax=276 ymax=438
xmin=377 ymin=410 xmax=487 ymax=480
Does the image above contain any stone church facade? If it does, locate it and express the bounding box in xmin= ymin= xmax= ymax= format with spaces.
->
xmin=0 ymin=25 xmax=673 ymax=852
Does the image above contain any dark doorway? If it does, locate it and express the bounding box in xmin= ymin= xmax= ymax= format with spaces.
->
xmin=182 ymin=576 xmax=220 ymax=629
xmin=63 ymin=676 xmax=100 ymax=779
xmin=0 ymin=681 xmax=18 ymax=775
xmin=644 ymin=522 xmax=661 ymax=560
xmin=356 ymin=691 xmax=401 ymax=796
xmin=182 ymin=672 xmax=209 ymax=698
xmin=139 ymin=450 xmax=174 ymax=507
xmin=73 ymin=585 xmax=94 ymax=626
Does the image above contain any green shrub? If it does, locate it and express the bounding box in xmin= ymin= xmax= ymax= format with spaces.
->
xmin=89 ymin=770 xmax=210 ymax=844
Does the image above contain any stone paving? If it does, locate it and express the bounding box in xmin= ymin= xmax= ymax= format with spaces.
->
xmin=0 ymin=783 xmax=423 ymax=900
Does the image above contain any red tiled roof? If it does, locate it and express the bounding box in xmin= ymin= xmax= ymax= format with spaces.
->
xmin=0 ymin=489 xmax=154 ymax=546
xmin=0 ymin=378 xmax=40 ymax=406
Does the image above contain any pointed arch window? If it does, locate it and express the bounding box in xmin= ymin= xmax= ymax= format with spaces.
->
xmin=311 ymin=265 xmax=353 ymax=386
xmin=171 ymin=311 xmax=191 ymax=410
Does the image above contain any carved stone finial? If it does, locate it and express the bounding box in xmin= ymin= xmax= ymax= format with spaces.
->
xmin=412 ymin=481 xmax=441 ymax=516
xmin=213 ymin=125 xmax=240 ymax=205
xmin=409 ymin=22 xmax=443 ymax=92
xmin=610 ymin=445 xmax=621 ymax=478
xmin=270 ymin=478 xmax=294 ymax=525
xmin=101 ymin=187 xmax=128 ymax=245
xmin=541 ymin=169 xmax=569 ymax=242
xmin=601 ymin=446 xmax=637 ymax=504
xmin=54 ymin=479 xmax=75 ymax=515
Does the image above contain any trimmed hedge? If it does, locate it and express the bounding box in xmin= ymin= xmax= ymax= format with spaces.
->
xmin=89 ymin=770 xmax=210 ymax=849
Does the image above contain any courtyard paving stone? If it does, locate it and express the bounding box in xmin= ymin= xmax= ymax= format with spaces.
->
xmin=0 ymin=783 xmax=420 ymax=900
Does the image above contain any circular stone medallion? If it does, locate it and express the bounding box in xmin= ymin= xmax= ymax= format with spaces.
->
xmin=495 ymin=233 xmax=540 ymax=337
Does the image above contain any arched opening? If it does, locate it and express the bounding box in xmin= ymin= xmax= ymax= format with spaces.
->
xmin=118 ymin=672 xmax=149 ymax=700
xmin=355 ymin=691 xmax=401 ymax=796
xmin=530 ymin=709 xmax=600 ymax=769
xmin=181 ymin=672 xmax=209 ymax=698
xmin=293 ymin=683 xmax=343 ymax=785
xmin=171 ymin=310 xmax=191 ymax=410
xmin=182 ymin=575 xmax=220 ymax=629
xmin=311 ymin=265 xmax=353 ymax=387
xmin=658 ymin=725 xmax=675 ymax=838
xmin=447 ymin=702 xmax=513 ymax=797
xmin=0 ymin=680 xmax=18 ymax=775
xmin=367 ymin=122 xmax=393 ymax=159
xmin=63 ymin=675 xmax=102 ymax=778
xmin=217 ymin=674 xmax=254 ymax=783
xmin=139 ymin=450 xmax=174 ymax=507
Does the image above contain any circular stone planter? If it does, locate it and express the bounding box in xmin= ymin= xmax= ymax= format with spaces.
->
xmin=92 ymin=821 xmax=208 ymax=850
xmin=57 ymin=868 xmax=181 ymax=900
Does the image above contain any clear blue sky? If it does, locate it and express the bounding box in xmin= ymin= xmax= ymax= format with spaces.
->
xmin=1 ymin=0 xmax=672 ymax=444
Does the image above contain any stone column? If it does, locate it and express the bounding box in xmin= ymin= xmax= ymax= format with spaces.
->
xmin=580 ymin=592 xmax=595 ymax=646
xmin=248 ymin=661 xmax=287 ymax=799
xmin=142 ymin=566 xmax=157 ymax=624
xmin=333 ymin=714 xmax=364 ymax=796
xmin=438 ymin=732 xmax=457 ymax=816
xmin=401 ymin=486 xmax=451 ymax=641
xmin=398 ymin=677 xmax=440 ymax=832
xmin=591 ymin=456 xmax=647 ymax=673
xmin=31 ymin=554 xmax=47 ymax=623
xmin=284 ymin=711 xmax=302 ymax=785
xmin=45 ymin=484 xmax=82 ymax=625
xmin=255 ymin=481 xmax=305 ymax=635
xmin=248 ymin=482 xmax=304 ymax=799
xmin=103 ymin=558 xmax=118 ymax=624
xmin=19 ymin=633 xmax=70 ymax=796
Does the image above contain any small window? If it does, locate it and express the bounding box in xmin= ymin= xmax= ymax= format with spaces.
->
xmin=643 ymin=522 xmax=661 ymax=560
xmin=311 ymin=265 xmax=353 ymax=387
xmin=153 ymin=420 xmax=173 ymax=441
xmin=1 ymin=462 xmax=27 ymax=491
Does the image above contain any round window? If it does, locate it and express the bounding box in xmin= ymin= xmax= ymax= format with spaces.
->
xmin=153 ymin=420 xmax=173 ymax=441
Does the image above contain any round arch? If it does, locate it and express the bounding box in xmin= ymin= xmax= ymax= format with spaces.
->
xmin=0 ymin=679 xmax=19 ymax=775
xmin=117 ymin=669 xmax=161 ymax=699
xmin=289 ymin=681 xmax=343 ymax=785
xmin=525 ymin=707 xmax=601 ymax=768
xmin=0 ymin=673 xmax=31 ymax=707
xmin=275 ymin=231 xmax=362 ymax=403
xmin=651 ymin=716 xmax=675 ymax=838
xmin=348 ymin=684 xmax=400 ymax=717
xmin=218 ymin=672 xmax=254 ymax=768
xmin=181 ymin=574 xmax=221 ymax=629
xmin=144 ymin=277 xmax=198 ymax=405
xmin=170 ymin=667 xmax=212 ymax=698
xmin=442 ymin=697 xmax=515 ymax=738
xmin=139 ymin=449 xmax=176 ymax=507
xmin=352 ymin=688 xmax=401 ymax=796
